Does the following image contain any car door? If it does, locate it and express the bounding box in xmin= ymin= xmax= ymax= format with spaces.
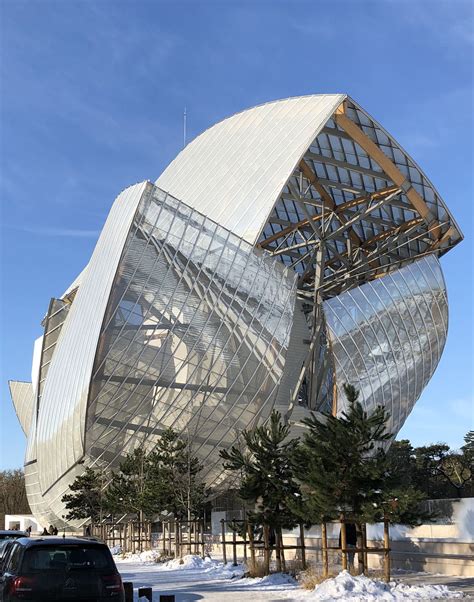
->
xmin=0 ymin=542 xmax=23 ymax=601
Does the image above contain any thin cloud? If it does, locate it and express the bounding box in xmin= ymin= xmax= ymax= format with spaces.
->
xmin=11 ymin=225 xmax=100 ymax=238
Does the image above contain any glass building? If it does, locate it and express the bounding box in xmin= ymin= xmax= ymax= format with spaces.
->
xmin=9 ymin=95 xmax=463 ymax=527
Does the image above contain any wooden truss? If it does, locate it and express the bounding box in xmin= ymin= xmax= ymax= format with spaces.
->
xmin=257 ymin=99 xmax=461 ymax=302
xmin=257 ymin=99 xmax=462 ymax=415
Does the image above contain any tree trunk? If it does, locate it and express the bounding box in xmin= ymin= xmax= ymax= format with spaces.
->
xmin=355 ymin=522 xmax=365 ymax=575
xmin=263 ymin=524 xmax=270 ymax=576
xmin=278 ymin=526 xmax=286 ymax=572
xmin=275 ymin=528 xmax=282 ymax=572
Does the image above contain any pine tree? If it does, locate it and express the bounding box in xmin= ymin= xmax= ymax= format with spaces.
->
xmin=61 ymin=467 xmax=107 ymax=526
xmin=462 ymin=431 xmax=474 ymax=461
xmin=293 ymin=384 xmax=391 ymax=573
xmin=105 ymin=429 xmax=207 ymax=522
xmin=149 ymin=428 xmax=207 ymax=520
xmin=220 ymin=410 xmax=301 ymax=573
xmin=105 ymin=448 xmax=156 ymax=520
xmin=294 ymin=384 xmax=391 ymax=523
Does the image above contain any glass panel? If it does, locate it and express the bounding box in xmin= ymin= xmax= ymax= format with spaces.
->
xmin=323 ymin=255 xmax=448 ymax=437
xmin=84 ymin=186 xmax=297 ymax=490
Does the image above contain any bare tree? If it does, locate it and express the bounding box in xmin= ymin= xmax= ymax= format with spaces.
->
xmin=0 ymin=469 xmax=31 ymax=527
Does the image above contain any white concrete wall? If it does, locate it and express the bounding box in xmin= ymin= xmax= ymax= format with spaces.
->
xmin=5 ymin=514 xmax=43 ymax=533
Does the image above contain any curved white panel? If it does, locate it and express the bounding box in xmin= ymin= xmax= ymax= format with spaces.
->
xmin=156 ymin=95 xmax=345 ymax=244
xmin=9 ymin=381 xmax=34 ymax=436
xmin=35 ymin=182 xmax=152 ymax=494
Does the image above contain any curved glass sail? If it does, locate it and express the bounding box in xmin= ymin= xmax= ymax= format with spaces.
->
xmin=84 ymin=187 xmax=296 ymax=491
xmin=323 ymin=255 xmax=448 ymax=435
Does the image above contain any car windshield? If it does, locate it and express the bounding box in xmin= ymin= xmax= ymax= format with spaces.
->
xmin=23 ymin=545 xmax=114 ymax=572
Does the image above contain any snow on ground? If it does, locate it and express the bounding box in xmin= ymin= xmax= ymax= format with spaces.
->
xmin=115 ymin=549 xmax=163 ymax=564
xmin=235 ymin=572 xmax=299 ymax=589
xmin=293 ymin=571 xmax=464 ymax=601
xmin=117 ymin=554 xmax=465 ymax=601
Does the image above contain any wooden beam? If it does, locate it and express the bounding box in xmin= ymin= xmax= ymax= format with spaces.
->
xmin=334 ymin=105 xmax=441 ymax=239
xmin=361 ymin=217 xmax=424 ymax=248
xmin=299 ymin=159 xmax=336 ymax=210
xmin=258 ymin=217 xmax=322 ymax=248
xmin=259 ymin=186 xmax=399 ymax=249
xmin=299 ymin=159 xmax=363 ymax=247
xmin=335 ymin=185 xmax=401 ymax=213
xmin=429 ymin=225 xmax=457 ymax=250
xmin=306 ymin=150 xmax=390 ymax=181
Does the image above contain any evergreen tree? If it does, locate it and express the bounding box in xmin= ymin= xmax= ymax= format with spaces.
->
xmin=61 ymin=467 xmax=107 ymax=525
xmin=220 ymin=410 xmax=300 ymax=529
xmin=149 ymin=428 xmax=207 ymax=520
xmin=385 ymin=440 xmax=418 ymax=487
xmin=294 ymin=384 xmax=391 ymax=525
xmin=105 ymin=430 xmax=207 ymax=521
xmin=105 ymin=448 xmax=156 ymax=520
xmin=294 ymin=384 xmax=436 ymax=574
xmin=293 ymin=384 xmax=392 ymax=573
xmin=220 ymin=409 xmax=301 ymax=573
xmin=414 ymin=444 xmax=453 ymax=498
xmin=462 ymin=431 xmax=474 ymax=461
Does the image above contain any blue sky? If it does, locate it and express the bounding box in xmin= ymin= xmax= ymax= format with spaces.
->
xmin=1 ymin=0 xmax=472 ymax=469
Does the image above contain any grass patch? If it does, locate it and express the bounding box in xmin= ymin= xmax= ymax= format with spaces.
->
xmin=246 ymin=558 xmax=269 ymax=578
xmin=299 ymin=566 xmax=338 ymax=590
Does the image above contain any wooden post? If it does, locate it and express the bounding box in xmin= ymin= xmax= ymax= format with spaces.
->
xmin=299 ymin=523 xmax=307 ymax=570
xmin=263 ymin=524 xmax=270 ymax=576
xmin=200 ymin=520 xmax=205 ymax=559
xmin=168 ymin=521 xmax=172 ymax=556
xmin=195 ymin=521 xmax=198 ymax=555
xmin=221 ymin=519 xmax=227 ymax=564
xmin=321 ymin=522 xmax=328 ymax=577
xmin=340 ymin=518 xmax=348 ymax=571
xmin=232 ymin=528 xmax=237 ymax=566
xmin=179 ymin=523 xmax=184 ymax=559
xmin=243 ymin=520 xmax=248 ymax=562
xmin=248 ymin=523 xmax=256 ymax=568
xmin=383 ymin=517 xmax=391 ymax=583
xmin=174 ymin=521 xmax=179 ymax=558
xmin=362 ymin=523 xmax=368 ymax=575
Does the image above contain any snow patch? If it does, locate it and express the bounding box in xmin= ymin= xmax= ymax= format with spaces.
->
xmin=153 ymin=554 xmax=244 ymax=579
xmin=159 ymin=554 xmax=214 ymax=570
xmin=114 ymin=549 xmax=162 ymax=564
xmin=236 ymin=572 xmax=298 ymax=590
xmin=294 ymin=571 xmax=464 ymax=600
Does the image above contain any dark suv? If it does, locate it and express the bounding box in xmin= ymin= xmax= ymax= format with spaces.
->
xmin=0 ymin=537 xmax=124 ymax=601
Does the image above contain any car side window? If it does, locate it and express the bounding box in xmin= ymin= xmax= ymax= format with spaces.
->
xmin=5 ymin=544 xmax=22 ymax=573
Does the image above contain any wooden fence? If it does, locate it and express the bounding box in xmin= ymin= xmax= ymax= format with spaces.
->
xmin=216 ymin=518 xmax=392 ymax=581
xmin=90 ymin=516 xmax=392 ymax=581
